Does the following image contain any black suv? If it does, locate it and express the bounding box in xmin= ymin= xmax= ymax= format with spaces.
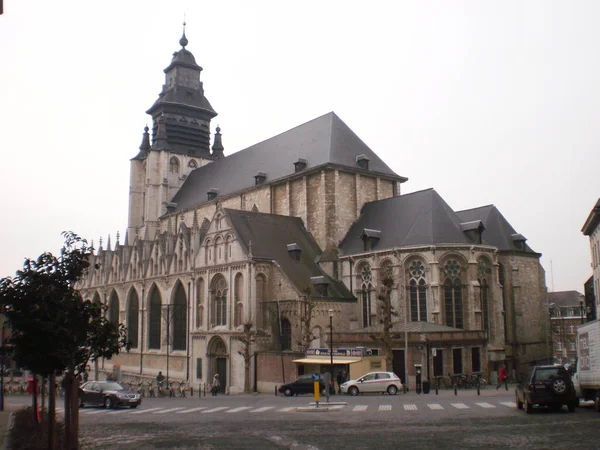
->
xmin=278 ymin=375 xmax=327 ymax=397
xmin=515 ymin=365 xmax=577 ymax=413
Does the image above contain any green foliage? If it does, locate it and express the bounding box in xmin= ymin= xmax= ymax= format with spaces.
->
xmin=0 ymin=231 xmax=129 ymax=377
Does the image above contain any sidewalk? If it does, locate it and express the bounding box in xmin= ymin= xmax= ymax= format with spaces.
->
xmin=0 ymin=403 xmax=21 ymax=450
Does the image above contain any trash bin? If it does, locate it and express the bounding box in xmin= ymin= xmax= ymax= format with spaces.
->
xmin=422 ymin=379 xmax=430 ymax=394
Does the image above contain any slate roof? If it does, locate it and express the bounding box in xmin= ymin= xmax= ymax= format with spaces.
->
xmin=339 ymin=188 xmax=472 ymax=255
xmin=171 ymin=112 xmax=406 ymax=212
xmin=354 ymin=321 xmax=466 ymax=334
xmin=456 ymin=205 xmax=537 ymax=253
xmin=224 ymin=208 xmax=353 ymax=301
xmin=548 ymin=290 xmax=585 ymax=308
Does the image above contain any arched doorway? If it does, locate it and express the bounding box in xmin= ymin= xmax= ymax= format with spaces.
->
xmin=207 ymin=336 xmax=228 ymax=393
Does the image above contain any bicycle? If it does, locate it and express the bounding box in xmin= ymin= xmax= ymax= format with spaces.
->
xmin=178 ymin=380 xmax=187 ymax=398
xmin=137 ymin=381 xmax=145 ymax=398
xmin=126 ymin=380 xmax=135 ymax=391
xmin=157 ymin=381 xmax=165 ymax=398
xmin=146 ymin=380 xmax=155 ymax=398
xmin=168 ymin=380 xmax=176 ymax=398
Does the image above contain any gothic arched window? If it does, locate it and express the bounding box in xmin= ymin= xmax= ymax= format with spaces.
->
xmin=408 ymin=260 xmax=427 ymax=322
xmin=443 ymin=259 xmax=463 ymax=328
xmin=234 ymin=273 xmax=244 ymax=327
xmin=148 ymin=286 xmax=162 ymax=349
xmin=256 ymin=273 xmax=267 ymax=329
xmin=172 ymin=282 xmax=187 ymax=351
xmin=477 ymin=258 xmax=491 ymax=332
xmin=359 ymin=264 xmax=373 ymax=328
xmin=211 ymin=275 xmax=228 ymax=327
xmin=127 ymin=290 xmax=139 ymax=349
xmin=188 ymin=159 xmax=197 ymax=168
xmin=108 ymin=291 xmax=119 ymax=325
xmin=196 ymin=278 xmax=204 ymax=328
xmin=170 ymin=156 xmax=180 ymax=174
xmin=281 ymin=319 xmax=292 ymax=350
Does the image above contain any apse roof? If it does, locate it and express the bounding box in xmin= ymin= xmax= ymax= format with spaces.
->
xmin=170 ymin=112 xmax=406 ymax=212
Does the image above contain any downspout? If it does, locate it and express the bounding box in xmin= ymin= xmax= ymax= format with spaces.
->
xmin=187 ymin=280 xmax=191 ymax=381
xmin=140 ymin=282 xmax=145 ymax=375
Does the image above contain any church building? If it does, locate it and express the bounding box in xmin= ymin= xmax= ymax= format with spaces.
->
xmin=78 ymin=30 xmax=548 ymax=392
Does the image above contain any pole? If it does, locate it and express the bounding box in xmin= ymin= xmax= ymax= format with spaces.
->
xmin=166 ymin=304 xmax=170 ymax=385
xmin=329 ymin=312 xmax=333 ymax=396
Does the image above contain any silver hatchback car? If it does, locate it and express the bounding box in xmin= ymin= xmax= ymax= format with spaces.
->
xmin=340 ymin=372 xmax=403 ymax=395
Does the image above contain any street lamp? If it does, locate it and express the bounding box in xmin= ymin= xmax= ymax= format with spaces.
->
xmin=328 ymin=309 xmax=334 ymax=369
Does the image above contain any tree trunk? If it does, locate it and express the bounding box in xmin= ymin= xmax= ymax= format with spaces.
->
xmin=48 ymin=374 xmax=56 ymax=450
xmin=31 ymin=374 xmax=38 ymax=423
xmin=70 ymin=373 xmax=80 ymax=450
xmin=244 ymin=356 xmax=251 ymax=393
xmin=63 ymin=372 xmax=71 ymax=449
xmin=41 ymin=377 xmax=45 ymax=422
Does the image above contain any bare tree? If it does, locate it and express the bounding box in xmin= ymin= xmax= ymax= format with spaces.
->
xmin=295 ymin=287 xmax=318 ymax=351
xmin=237 ymin=323 xmax=256 ymax=393
xmin=369 ymin=274 xmax=398 ymax=371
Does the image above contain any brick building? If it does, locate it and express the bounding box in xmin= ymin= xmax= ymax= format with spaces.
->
xmin=78 ymin=31 xmax=548 ymax=392
xmin=548 ymin=291 xmax=586 ymax=366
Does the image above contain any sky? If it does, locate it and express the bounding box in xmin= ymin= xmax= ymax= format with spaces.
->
xmin=1 ymin=0 xmax=599 ymax=292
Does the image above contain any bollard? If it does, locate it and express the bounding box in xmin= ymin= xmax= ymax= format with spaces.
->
xmin=191 ymin=385 xmax=194 ymax=397
xmin=275 ymin=385 xmax=278 ymax=396
xmin=477 ymin=381 xmax=480 ymax=396
xmin=435 ymin=379 xmax=439 ymax=395
xmin=454 ymin=384 xmax=457 ymax=396
xmin=477 ymin=374 xmax=481 ymax=396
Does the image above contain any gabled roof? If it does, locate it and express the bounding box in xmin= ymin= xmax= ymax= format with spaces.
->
xmin=224 ymin=209 xmax=353 ymax=300
xmin=456 ymin=205 xmax=537 ymax=253
xmin=339 ymin=189 xmax=472 ymax=255
xmin=171 ymin=112 xmax=406 ymax=212
xmin=582 ymin=198 xmax=600 ymax=236
xmin=548 ymin=290 xmax=584 ymax=308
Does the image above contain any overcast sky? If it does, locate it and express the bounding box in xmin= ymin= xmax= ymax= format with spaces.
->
xmin=1 ymin=1 xmax=599 ymax=293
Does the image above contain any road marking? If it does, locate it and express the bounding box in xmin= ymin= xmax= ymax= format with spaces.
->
xmin=428 ymin=404 xmax=444 ymax=410
xmin=451 ymin=403 xmax=469 ymax=409
xmin=250 ymin=406 xmax=274 ymax=413
xmin=202 ymin=407 xmax=229 ymax=414
xmin=82 ymin=409 xmax=106 ymax=415
xmin=500 ymin=402 xmax=516 ymax=408
xmin=176 ymin=407 xmax=208 ymax=414
xmin=278 ymin=407 xmax=296 ymax=412
xmin=475 ymin=402 xmax=496 ymax=408
xmin=154 ymin=407 xmax=184 ymax=414
xmin=379 ymin=405 xmax=392 ymax=411
xmin=130 ymin=407 xmax=163 ymax=415
xmin=352 ymin=405 xmax=368 ymax=412
xmin=226 ymin=406 xmax=253 ymax=413
xmin=108 ymin=409 xmax=131 ymax=415
xmin=404 ymin=404 xmax=417 ymax=411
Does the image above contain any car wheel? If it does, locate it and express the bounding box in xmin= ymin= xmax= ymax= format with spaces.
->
xmin=568 ymin=402 xmax=576 ymax=413
xmin=516 ymin=394 xmax=523 ymax=410
xmin=387 ymin=385 xmax=398 ymax=395
xmin=284 ymin=388 xmax=293 ymax=397
xmin=348 ymin=386 xmax=359 ymax=396
xmin=130 ymin=404 xmax=138 ymax=409
xmin=551 ymin=378 xmax=567 ymax=395
xmin=525 ymin=399 xmax=533 ymax=414
xmin=104 ymin=397 xmax=114 ymax=409
xmin=79 ymin=400 xmax=85 ymax=409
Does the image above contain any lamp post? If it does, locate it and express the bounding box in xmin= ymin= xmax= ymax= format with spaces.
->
xmin=328 ymin=309 xmax=334 ymax=369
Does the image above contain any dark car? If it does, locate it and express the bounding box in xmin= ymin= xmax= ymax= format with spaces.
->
xmin=278 ymin=375 xmax=327 ymax=397
xmin=79 ymin=381 xmax=142 ymax=409
xmin=515 ymin=365 xmax=577 ymax=413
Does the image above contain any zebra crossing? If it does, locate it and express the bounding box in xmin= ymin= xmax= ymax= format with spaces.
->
xmin=65 ymin=400 xmax=517 ymax=417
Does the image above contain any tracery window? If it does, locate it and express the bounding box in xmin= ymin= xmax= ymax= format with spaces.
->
xmin=256 ymin=274 xmax=266 ymax=329
xmin=169 ymin=156 xmax=180 ymax=174
xmin=281 ymin=319 xmax=292 ymax=350
xmin=443 ymin=259 xmax=463 ymax=328
xmin=108 ymin=291 xmax=119 ymax=325
xmin=360 ymin=264 xmax=373 ymax=328
xmin=234 ymin=273 xmax=244 ymax=327
xmin=172 ymin=282 xmax=187 ymax=351
xmin=211 ymin=276 xmax=228 ymax=327
xmin=196 ymin=278 xmax=205 ymax=328
xmin=188 ymin=159 xmax=197 ymax=168
xmin=127 ymin=290 xmax=139 ymax=349
xmin=148 ymin=286 xmax=162 ymax=349
xmin=408 ymin=260 xmax=427 ymax=322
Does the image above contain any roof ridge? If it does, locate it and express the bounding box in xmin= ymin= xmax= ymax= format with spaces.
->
xmin=456 ymin=204 xmax=496 ymax=213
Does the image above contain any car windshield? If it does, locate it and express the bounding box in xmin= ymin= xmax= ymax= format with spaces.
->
xmin=535 ymin=368 xmax=565 ymax=380
xmin=98 ymin=382 xmax=125 ymax=391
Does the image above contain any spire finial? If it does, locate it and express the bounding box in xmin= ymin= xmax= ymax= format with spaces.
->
xmin=180 ymin=18 xmax=188 ymax=48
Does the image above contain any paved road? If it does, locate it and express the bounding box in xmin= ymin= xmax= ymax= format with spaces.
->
xmin=6 ymin=389 xmax=600 ymax=449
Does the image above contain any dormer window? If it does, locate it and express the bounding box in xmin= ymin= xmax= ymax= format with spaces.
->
xmin=287 ymin=243 xmax=301 ymax=261
xmin=356 ymin=154 xmax=370 ymax=170
xmin=294 ymin=158 xmax=307 ymax=173
xmin=254 ymin=171 xmax=267 ymax=185
xmin=207 ymin=188 xmax=219 ymax=201
xmin=511 ymin=233 xmax=527 ymax=251
xmin=461 ymin=220 xmax=485 ymax=244
xmin=310 ymin=276 xmax=329 ymax=297
xmin=360 ymin=228 xmax=381 ymax=251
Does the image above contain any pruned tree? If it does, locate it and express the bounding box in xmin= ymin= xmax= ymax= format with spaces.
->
xmin=369 ymin=271 xmax=398 ymax=372
xmin=237 ymin=322 xmax=256 ymax=393
xmin=0 ymin=232 xmax=129 ymax=449
xmin=295 ymin=287 xmax=318 ymax=351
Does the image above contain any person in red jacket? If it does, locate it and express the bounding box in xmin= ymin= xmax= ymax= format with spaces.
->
xmin=496 ymin=365 xmax=508 ymax=391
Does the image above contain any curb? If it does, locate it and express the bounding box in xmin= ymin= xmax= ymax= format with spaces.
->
xmin=296 ymin=405 xmax=345 ymax=412
xmin=308 ymin=402 xmax=348 ymax=406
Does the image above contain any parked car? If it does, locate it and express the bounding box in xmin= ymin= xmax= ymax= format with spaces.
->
xmin=79 ymin=381 xmax=142 ymax=409
xmin=340 ymin=372 xmax=402 ymax=395
xmin=278 ymin=375 xmax=327 ymax=397
xmin=515 ymin=365 xmax=577 ymax=413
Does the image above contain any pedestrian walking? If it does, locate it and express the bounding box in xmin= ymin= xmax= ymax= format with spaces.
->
xmin=496 ymin=365 xmax=508 ymax=391
xmin=212 ymin=373 xmax=220 ymax=396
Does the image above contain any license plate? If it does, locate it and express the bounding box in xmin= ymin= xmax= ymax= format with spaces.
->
xmin=129 ymin=399 xmax=137 ymax=402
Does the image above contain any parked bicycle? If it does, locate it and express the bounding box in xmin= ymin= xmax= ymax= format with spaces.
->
xmin=147 ymin=380 xmax=156 ymax=398
xmin=137 ymin=381 xmax=145 ymax=398
xmin=178 ymin=380 xmax=187 ymax=398
xmin=168 ymin=380 xmax=176 ymax=398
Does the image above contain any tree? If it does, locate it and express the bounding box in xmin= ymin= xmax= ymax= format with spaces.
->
xmin=295 ymin=287 xmax=318 ymax=351
xmin=0 ymin=232 xmax=129 ymax=449
xmin=236 ymin=323 xmax=256 ymax=393
xmin=370 ymin=274 xmax=397 ymax=372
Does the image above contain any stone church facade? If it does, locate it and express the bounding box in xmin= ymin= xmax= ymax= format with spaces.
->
xmin=78 ymin=31 xmax=548 ymax=392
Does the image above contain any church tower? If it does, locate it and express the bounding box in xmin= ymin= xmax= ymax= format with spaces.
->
xmin=127 ymin=26 xmax=218 ymax=243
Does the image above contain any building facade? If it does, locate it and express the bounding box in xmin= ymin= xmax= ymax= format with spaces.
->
xmin=548 ymin=291 xmax=586 ymax=366
xmin=582 ymin=198 xmax=600 ymax=318
xmin=78 ymin=31 xmax=548 ymax=392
